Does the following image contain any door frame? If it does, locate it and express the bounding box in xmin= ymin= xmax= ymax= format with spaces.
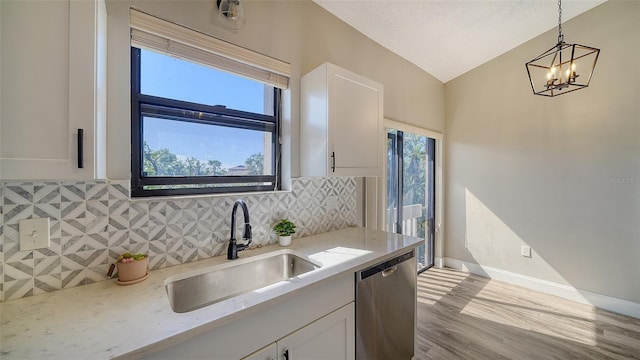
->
xmin=364 ymin=118 xmax=444 ymax=268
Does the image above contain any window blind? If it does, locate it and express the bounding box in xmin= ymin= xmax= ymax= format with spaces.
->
xmin=130 ymin=8 xmax=290 ymax=89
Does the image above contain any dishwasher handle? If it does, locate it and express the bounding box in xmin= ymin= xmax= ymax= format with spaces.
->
xmin=381 ymin=265 xmax=398 ymax=277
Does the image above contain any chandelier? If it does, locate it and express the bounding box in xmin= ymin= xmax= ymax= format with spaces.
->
xmin=525 ymin=0 xmax=600 ymax=97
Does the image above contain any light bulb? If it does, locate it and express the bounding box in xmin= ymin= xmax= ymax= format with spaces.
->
xmin=226 ymin=0 xmax=238 ymax=20
xmin=217 ymin=0 xmax=245 ymax=30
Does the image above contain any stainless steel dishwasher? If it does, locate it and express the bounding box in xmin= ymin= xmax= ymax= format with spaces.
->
xmin=356 ymin=249 xmax=417 ymax=359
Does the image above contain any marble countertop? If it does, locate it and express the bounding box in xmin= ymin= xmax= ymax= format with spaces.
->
xmin=0 ymin=227 xmax=422 ymax=360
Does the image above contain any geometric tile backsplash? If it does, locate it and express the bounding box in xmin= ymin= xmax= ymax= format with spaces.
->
xmin=0 ymin=177 xmax=358 ymax=302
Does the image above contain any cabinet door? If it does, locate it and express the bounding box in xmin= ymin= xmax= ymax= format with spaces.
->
xmin=0 ymin=0 xmax=106 ymax=180
xmin=278 ymin=303 xmax=355 ymax=360
xmin=328 ymin=66 xmax=383 ymax=177
xmin=242 ymin=343 xmax=277 ymax=360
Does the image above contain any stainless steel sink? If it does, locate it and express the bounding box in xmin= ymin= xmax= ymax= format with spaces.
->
xmin=165 ymin=249 xmax=321 ymax=313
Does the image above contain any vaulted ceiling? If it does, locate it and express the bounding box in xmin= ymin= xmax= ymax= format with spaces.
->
xmin=313 ymin=0 xmax=607 ymax=83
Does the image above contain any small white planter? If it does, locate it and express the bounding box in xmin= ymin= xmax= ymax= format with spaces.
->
xmin=279 ymin=235 xmax=292 ymax=246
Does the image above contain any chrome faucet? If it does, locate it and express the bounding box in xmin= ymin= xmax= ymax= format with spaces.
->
xmin=227 ymin=199 xmax=252 ymax=260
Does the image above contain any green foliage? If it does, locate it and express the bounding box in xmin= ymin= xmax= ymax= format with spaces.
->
xmin=402 ymin=133 xmax=426 ymax=207
xmin=273 ymin=219 xmax=296 ymax=236
xmin=401 ymin=133 xmax=427 ymax=238
xmin=207 ymin=160 xmax=226 ymax=176
xmin=118 ymin=252 xmax=148 ymax=262
xmin=245 ymin=153 xmax=264 ymax=175
xmin=144 ymin=143 xmax=184 ymax=176
xmin=143 ymin=142 xmax=253 ymax=177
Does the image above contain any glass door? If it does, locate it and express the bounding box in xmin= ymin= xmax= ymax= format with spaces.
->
xmin=387 ymin=129 xmax=435 ymax=272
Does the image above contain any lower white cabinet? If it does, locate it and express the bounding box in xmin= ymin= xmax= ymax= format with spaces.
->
xmin=243 ymin=303 xmax=355 ymax=360
xmin=243 ymin=343 xmax=277 ymax=360
xmin=144 ymin=272 xmax=354 ymax=360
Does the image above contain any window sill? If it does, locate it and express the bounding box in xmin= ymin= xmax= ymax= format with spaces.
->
xmin=128 ymin=188 xmax=292 ymax=202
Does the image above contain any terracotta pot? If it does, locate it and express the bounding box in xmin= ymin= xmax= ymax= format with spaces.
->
xmin=116 ymin=257 xmax=149 ymax=282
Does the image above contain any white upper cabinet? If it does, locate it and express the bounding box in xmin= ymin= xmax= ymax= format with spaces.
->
xmin=301 ymin=63 xmax=383 ymax=177
xmin=0 ymin=0 xmax=106 ymax=180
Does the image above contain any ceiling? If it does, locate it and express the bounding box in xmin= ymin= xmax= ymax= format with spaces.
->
xmin=313 ymin=0 xmax=607 ymax=83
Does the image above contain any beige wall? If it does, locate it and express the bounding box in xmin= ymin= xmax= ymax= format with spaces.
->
xmin=105 ymin=0 xmax=444 ymax=180
xmin=444 ymin=0 xmax=640 ymax=302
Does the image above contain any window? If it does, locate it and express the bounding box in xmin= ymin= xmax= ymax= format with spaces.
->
xmin=129 ymin=9 xmax=290 ymax=197
xmin=131 ymin=48 xmax=280 ymax=196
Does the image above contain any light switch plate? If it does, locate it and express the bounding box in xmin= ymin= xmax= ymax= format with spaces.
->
xmin=521 ymin=245 xmax=532 ymax=258
xmin=19 ymin=218 xmax=51 ymax=251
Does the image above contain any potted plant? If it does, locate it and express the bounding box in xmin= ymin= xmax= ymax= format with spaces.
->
xmin=273 ymin=219 xmax=296 ymax=246
xmin=116 ymin=252 xmax=149 ymax=284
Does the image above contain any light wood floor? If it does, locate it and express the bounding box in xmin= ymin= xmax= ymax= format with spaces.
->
xmin=416 ymin=267 xmax=640 ymax=360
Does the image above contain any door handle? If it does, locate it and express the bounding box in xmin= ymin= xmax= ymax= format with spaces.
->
xmin=331 ymin=152 xmax=335 ymax=172
xmin=77 ymin=128 xmax=84 ymax=169
xmin=382 ymin=265 xmax=398 ymax=277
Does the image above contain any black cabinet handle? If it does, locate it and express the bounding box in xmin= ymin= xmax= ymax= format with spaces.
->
xmin=283 ymin=349 xmax=289 ymax=360
xmin=77 ymin=128 xmax=84 ymax=168
xmin=331 ymin=152 xmax=335 ymax=173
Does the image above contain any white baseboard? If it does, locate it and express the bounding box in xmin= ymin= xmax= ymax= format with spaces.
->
xmin=434 ymin=256 xmax=444 ymax=268
xmin=443 ymin=257 xmax=640 ymax=319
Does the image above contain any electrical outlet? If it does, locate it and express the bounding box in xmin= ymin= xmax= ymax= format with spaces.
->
xmin=521 ymin=245 xmax=532 ymax=258
xmin=19 ymin=218 xmax=51 ymax=251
